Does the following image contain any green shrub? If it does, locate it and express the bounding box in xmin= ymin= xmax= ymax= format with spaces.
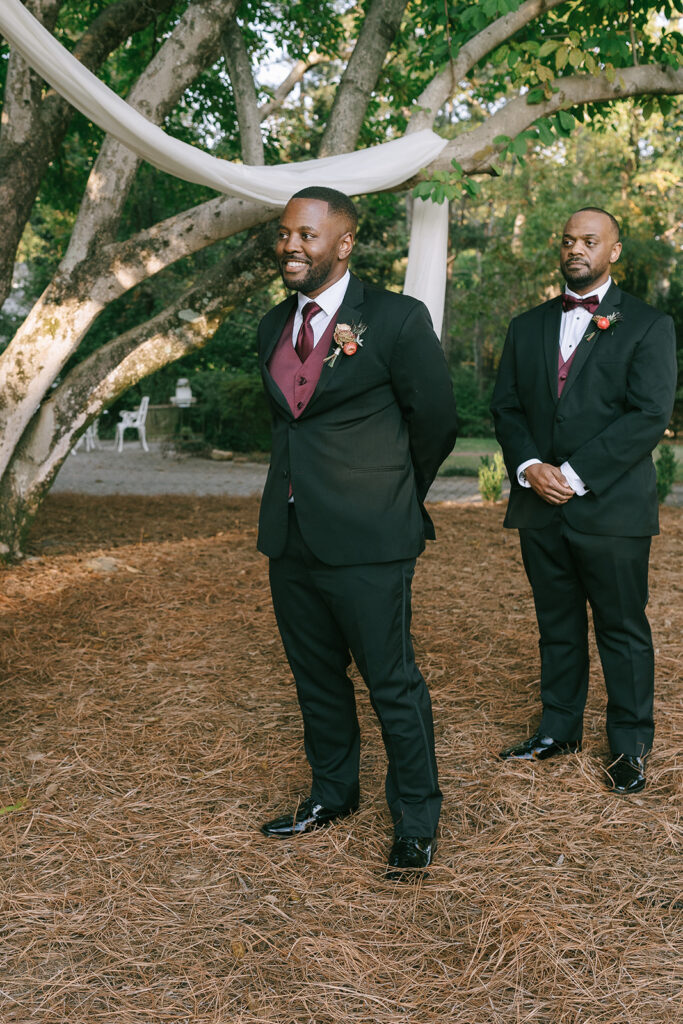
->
xmin=655 ymin=444 xmax=676 ymax=504
xmin=188 ymin=371 xmax=271 ymax=452
xmin=452 ymin=368 xmax=495 ymax=437
xmin=478 ymin=452 xmax=506 ymax=502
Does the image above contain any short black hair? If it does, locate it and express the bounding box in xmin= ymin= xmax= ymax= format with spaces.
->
xmin=576 ymin=206 xmax=621 ymax=241
xmin=290 ymin=186 xmax=358 ymax=231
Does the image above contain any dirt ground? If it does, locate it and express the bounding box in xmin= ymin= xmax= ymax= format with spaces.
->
xmin=0 ymin=494 xmax=681 ymax=1024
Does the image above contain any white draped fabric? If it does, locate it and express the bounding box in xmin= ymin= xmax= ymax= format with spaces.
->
xmin=0 ymin=0 xmax=450 ymax=332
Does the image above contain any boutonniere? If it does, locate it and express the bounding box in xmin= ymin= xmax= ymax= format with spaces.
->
xmin=324 ymin=321 xmax=367 ymax=367
xmin=585 ymin=311 xmax=623 ymax=343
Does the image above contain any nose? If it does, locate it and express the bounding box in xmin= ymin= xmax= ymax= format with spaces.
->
xmin=283 ymin=233 xmax=302 ymax=254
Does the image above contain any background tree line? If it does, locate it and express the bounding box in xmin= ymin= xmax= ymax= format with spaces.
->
xmin=0 ymin=0 xmax=681 ymax=556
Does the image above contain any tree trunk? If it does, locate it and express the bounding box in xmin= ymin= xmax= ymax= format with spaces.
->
xmin=0 ymin=225 xmax=278 ymax=561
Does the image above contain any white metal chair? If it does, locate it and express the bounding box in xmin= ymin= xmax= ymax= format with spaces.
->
xmin=115 ymin=396 xmax=150 ymax=452
xmin=71 ymin=418 xmax=100 ymax=454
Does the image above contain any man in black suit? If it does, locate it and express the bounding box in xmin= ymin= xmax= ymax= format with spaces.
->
xmin=256 ymin=186 xmax=458 ymax=877
xmin=491 ymin=207 xmax=676 ymax=794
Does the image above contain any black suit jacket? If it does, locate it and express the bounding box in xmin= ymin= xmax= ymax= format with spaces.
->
xmin=491 ymin=283 xmax=677 ymax=536
xmin=257 ymin=274 xmax=458 ymax=564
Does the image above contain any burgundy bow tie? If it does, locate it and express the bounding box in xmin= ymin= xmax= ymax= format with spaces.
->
xmin=562 ymin=293 xmax=600 ymax=314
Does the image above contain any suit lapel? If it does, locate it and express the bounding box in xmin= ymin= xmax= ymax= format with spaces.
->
xmin=560 ymin=282 xmax=622 ymax=402
xmin=261 ymin=296 xmax=297 ymax=417
xmin=542 ymin=296 xmax=564 ymax=403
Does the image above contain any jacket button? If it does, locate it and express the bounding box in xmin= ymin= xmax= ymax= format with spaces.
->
xmin=290 ymin=422 xmax=297 ymax=430
xmin=282 ymin=470 xmax=288 ymax=479
xmin=556 ymin=414 xmax=565 ymax=423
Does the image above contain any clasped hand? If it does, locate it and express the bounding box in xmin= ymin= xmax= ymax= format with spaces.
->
xmin=524 ymin=463 xmax=575 ymax=505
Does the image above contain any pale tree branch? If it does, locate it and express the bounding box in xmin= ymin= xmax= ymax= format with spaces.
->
xmin=408 ymin=0 xmax=569 ymax=133
xmin=31 ymin=225 xmax=279 ymax=464
xmin=258 ymin=52 xmax=327 ymax=121
xmin=90 ymin=196 xmax=279 ymax=309
xmin=318 ymin=0 xmax=410 ymax=157
xmin=0 ymin=0 xmax=177 ymax=308
xmin=63 ymin=0 xmax=241 ymax=269
xmin=430 ymin=65 xmax=683 ymax=174
xmin=221 ymin=17 xmax=265 ymax=164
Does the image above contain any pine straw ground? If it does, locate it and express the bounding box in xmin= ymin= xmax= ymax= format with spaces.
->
xmin=0 ymin=495 xmax=681 ymax=1024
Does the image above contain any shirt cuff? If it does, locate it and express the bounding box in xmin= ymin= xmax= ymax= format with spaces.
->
xmin=560 ymin=461 xmax=589 ymax=495
xmin=517 ymin=458 xmax=541 ymax=488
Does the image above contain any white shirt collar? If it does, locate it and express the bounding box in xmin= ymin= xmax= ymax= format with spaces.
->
xmin=564 ymin=276 xmax=612 ymax=303
xmin=297 ymin=270 xmax=350 ymax=317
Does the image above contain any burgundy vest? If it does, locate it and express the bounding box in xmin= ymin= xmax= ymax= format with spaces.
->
xmin=558 ymin=347 xmax=577 ymax=398
xmin=268 ymin=308 xmax=338 ymax=417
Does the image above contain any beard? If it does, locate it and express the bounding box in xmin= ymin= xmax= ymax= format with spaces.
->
xmin=279 ymin=252 xmax=337 ymax=294
xmin=561 ymin=259 xmax=598 ymax=289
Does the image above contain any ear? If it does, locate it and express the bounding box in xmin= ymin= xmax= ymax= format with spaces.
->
xmin=609 ymin=241 xmax=622 ymax=264
xmin=338 ymin=231 xmax=354 ymax=260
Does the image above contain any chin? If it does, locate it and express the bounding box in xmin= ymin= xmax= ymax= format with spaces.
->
xmin=563 ymin=270 xmax=593 ymax=289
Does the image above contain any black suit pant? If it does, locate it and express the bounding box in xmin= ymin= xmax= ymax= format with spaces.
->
xmin=268 ymin=506 xmax=441 ymax=837
xmin=519 ymin=521 xmax=654 ymax=756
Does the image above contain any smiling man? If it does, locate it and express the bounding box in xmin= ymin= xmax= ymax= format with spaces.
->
xmin=255 ymin=186 xmax=458 ymax=879
xmin=491 ymin=207 xmax=676 ymax=793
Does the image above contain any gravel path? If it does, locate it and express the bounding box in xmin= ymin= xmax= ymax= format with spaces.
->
xmin=54 ymin=441 xmax=491 ymax=503
xmin=54 ymin=440 xmax=682 ymax=506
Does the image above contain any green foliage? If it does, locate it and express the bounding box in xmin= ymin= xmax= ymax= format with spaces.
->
xmin=451 ymin=368 xmax=495 ymax=437
xmin=478 ymin=452 xmax=506 ymax=502
xmin=442 ymin=106 xmax=683 ymax=433
xmin=185 ymin=371 xmax=271 ymax=453
xmin=655 ymin=444 xmax=677 ymax=503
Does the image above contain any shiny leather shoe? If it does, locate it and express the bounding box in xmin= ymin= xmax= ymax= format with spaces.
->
xmin=260 ymin=795 xmax=358 ymax=838
xmin=606 ymin=754 xmax=647 ymax=795
xmin=499 ymin=730 xmax=581 ymax=761
xmin=385 ymin=836 xmax=436 ymax=880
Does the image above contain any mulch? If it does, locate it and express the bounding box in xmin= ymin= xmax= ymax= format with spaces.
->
xmin=0 ymin=495 xmax=681 ymax=1023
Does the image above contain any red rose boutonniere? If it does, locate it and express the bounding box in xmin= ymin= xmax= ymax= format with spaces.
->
xmin=585 ymin=311 xmax=623 ymax=343
xmin=324 ymin=321 xmax=367 ymax=367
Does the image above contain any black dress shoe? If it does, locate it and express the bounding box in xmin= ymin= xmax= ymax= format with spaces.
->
xmin=385 ymin=836 xmax=436 ymax=880
xmin=606 ymin=754 xmax=647 ymax=795
xmin=260 ymin=795 xmax=357 ymax=838
xmin=499 ymin=730 xmax=581 ymax=761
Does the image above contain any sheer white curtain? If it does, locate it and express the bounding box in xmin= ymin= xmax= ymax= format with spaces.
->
xmin=0 ymin=0 xmax=450 ymax=332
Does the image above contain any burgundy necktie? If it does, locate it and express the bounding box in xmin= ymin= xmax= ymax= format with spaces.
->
xmin=295 ymin=301 xmax=321 ymax=362
xmin=561 ymin=293 xmax=600 ymax=314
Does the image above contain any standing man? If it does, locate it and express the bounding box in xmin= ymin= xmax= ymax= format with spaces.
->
xmin=256 ymin=186 xmax=458 ymax=877
xmin=491 ymin=207 xmax=676 ymax=794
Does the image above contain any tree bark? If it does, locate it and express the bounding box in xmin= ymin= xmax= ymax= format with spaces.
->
xmin=62 ymin=0 xmax=240 ymax=270
xmin=0 ymin=226 xmax=278 ymax=561
xmin=221 ymin=17 xmax=265 ymax=165
xmin=430 ymin=65 xmax=683 ymax=175
xmin=408 ymin=0 xmax=568 ymax=134
xmin=318 ymin=0 xmax=410 ymax=157
xmin=0 ymin=0 xmax=177 ymax=308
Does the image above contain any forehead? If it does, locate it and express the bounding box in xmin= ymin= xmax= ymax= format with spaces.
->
xmin=562 ymin=211 xmax=614 ymax=240
xmin=280 ymin=198 xmax=334 ymax=230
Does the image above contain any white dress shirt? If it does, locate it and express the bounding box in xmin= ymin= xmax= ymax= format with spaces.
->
xmin=291 ymin=270 xmax=350 ymax=348
xmin=517 ymin=277 xmax=612 ymax=496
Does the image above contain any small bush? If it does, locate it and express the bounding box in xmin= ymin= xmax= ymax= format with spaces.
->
xmin=655 ymin=444 xmax=677 ymax=504
xmin=188 ymin=371 xmax=271 ymax=452
xmin=452 ymin=368 xmax=495 ymax=437
xmin=478 ymin=452 xmax=506 ymax=502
